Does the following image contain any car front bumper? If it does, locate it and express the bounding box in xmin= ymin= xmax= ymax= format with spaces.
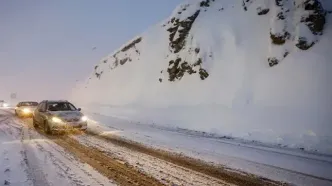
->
xmin=17 ymin=111 xmax=34 ymax=117
xmin=50 ymin=121 xmax=87 ymax=131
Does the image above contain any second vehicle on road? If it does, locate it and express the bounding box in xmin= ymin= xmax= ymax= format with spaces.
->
xmin=15 ymin=101 xmax=39 ymax=118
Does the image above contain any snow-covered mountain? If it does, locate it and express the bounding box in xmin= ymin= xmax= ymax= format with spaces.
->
xmin=72 ymin=0 xmax=332 ymax=154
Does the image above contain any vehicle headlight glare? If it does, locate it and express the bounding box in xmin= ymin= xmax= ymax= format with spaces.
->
xmin=23 ymin=108 xmax=31 ymax=113
xmin=3 ymin=103 xmax=9 ymax=107
xmin=81 ymin=116 xmax=88 ymax=122
xmin=52 ymin=117 xmax=62 ymax=123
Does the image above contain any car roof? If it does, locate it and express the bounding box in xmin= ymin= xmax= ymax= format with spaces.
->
xmin=43 ymin=100 xmax=69 ymax=103
xmin=19 ymin=101 xmax=38 ymax=103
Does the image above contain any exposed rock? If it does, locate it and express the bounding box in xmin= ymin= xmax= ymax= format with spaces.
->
xmin=296 ymin=37 xmax=314 ymax=50
xmin=167 ymin=58 xmax=208 ymax=81
xmin=275 ymin=0 xmax=283 ymax=7
xmin=257 ymin=8 xmax=270 ymax=15
xmin=120 ymin=58 xmax=129 ymax=65
xmin=114 ymin=56 xmax=119 ymax=68
xmin=195 ymin=48 xmax=200 ymax=54
xmin=277 ymin=11 xmax=285 ymax=20
xmin=268 ymin=57 xmax=279 ymax=67
xmin=270 ymin=32 xmax=289 ymax=45
xmin=4 ymin=180 xmax=10 ymax=185
xmin=242 ymin=1 xmax=247 ymax=11
xmin=302 ymin=0 xmax=326 ymax=35
xmin=121 ymin=37 xmax=142 ymax=52
xmin=200 ymin=0 xmax=210 ymax=7
xmin=242 ymin=0 xmax=254 ymax=11
xmin=283 ymin=51 xmax=289 ymax=58
xmin=199 ymin=69 xmax=209 ymax=80
xmin=95 ymin=71 xmax=103 ymax=79
xmin=167 ymin=11 xmax=200 ymax=53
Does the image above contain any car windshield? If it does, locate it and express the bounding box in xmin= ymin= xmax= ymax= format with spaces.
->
xmin=21 ymin=102 xmax=38 ymax=106
xmin=47 ymin=102 xmax=77 ymax=111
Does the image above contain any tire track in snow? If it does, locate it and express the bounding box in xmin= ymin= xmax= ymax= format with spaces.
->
xmin=24 ymin=125 xmax=115 ymax=186
xmin=1 ymin=110 xmax=115 ymax=186
xmin=20 ymin=119 xmax=50 ymax=186
xmin=16 ymin=111 xmax=284 ymax=186
xmin=21 ymin=119 xmax=159 ymax=185
xmin=74 ymin=134 xmax=233 ymax=186
xmin=34 ymin=139 xmax=111 ymax=186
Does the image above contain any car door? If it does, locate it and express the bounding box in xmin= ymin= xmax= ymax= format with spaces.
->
xmin=39 ymin=102 xmax=48 ymax=124
xmin=35 ymin=102 xmax=46 ymax=124
xmin=16 ymin=102 xmax=21 ymax=113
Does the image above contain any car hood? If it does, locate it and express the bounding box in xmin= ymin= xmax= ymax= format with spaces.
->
xmin=49 ymin=111 xmax=83 ymax=121
xmin=20 ymin=106 xmax=37 ymax=110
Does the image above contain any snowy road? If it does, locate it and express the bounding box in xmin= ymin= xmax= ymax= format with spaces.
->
xmin=2 ymin=109 xmax=281 ymax=186
xmin=85 ymin=113 xmax=332 ymax=186
xmin=0 ymin=109 xmax=115 ymax=186
xmin=3 ymin=107 xmax=331 ymax=186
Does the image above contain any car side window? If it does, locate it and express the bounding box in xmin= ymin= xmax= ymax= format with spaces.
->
xmin=41 ymin=102 xmax=47 ymax=111
xmin=36 ymin=103 xmax=41 ymax=110
xmin=37 ymin=102 xmax=45 ymax=111
xmin=68 ymin=103 xmax=77 ymax=111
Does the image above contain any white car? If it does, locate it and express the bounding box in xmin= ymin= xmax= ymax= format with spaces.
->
xmin=15 ymin=101 xmax=39 ymax=118
xmin=0 ymin=100 xmax=9 ymax=108
xmin=33 ymin=100 xmax=88 ymax=134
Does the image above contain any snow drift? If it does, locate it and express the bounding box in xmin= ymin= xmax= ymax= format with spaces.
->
xmin=72 ymin=0 xmax=332 ymax=154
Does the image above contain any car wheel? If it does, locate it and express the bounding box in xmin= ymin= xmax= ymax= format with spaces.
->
xmin=33 ymin=117 xmax=38 ymax=128
xmin=44 ymin=121 xmax=52 ymax=135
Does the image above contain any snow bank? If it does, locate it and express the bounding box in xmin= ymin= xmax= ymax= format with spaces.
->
xmin=72 ymin=0 xmax=332 ymax=154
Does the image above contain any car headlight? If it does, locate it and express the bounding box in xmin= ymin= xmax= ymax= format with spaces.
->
xmin=23 ymin=108 xmax=31 ymax=113
xmin=81 ymin=116 xmax=88 ymax=122
xmin=3 ymin=103 xmax=9 ymax=107
xmin=52 ymin=117 xmax=62 ymax=123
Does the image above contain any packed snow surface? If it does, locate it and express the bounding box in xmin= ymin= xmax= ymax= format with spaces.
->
xmin=73 ymin=0 xmax=332 ymax=154
xmin=84 ymin=113 xmax=332 ymax=186
xmin=0 ymin=109 xmax=115 ymax=186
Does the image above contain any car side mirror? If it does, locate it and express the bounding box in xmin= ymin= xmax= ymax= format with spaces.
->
xmin=77 ymin=108 xmax=81 ymax=111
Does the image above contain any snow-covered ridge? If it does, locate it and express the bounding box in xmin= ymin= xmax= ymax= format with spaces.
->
xmin=92 ymin=0 xmax=329 ymax=82
xmin=73 ymin=0 xmax=332 ymax=154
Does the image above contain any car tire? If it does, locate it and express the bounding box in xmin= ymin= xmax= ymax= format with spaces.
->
xmin=44 ymin=121 xmax=52 ymax=135
xmin=15 ymin=111 xmax=20 ymax=118
xmin=33 ymin=117 xmax=38 ymax=128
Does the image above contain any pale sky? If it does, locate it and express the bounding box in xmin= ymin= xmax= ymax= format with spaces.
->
xmin=0 ymin=0 xmax=181 ymax=102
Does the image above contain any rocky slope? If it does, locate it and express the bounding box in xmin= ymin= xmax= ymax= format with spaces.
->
xmin=91 ymin=0 xmax=329 ymax=82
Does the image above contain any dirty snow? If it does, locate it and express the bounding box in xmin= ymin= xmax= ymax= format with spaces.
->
xmin=72 ymin=134 xmax=233 ymax=186
xmin=83 ymin=112 xmax=332 ymax=186
xmin=0 ymin=109 xmax=116 ymax=186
